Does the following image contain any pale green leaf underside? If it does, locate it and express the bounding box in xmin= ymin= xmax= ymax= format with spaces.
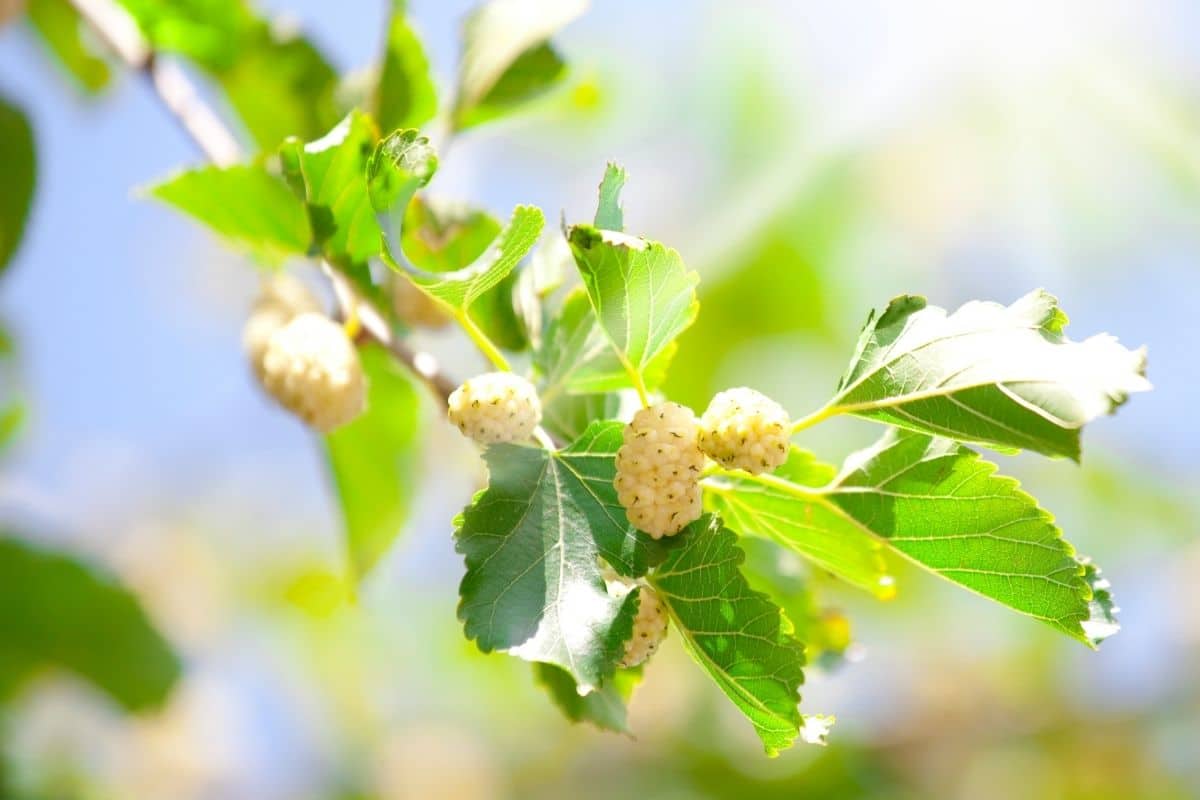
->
xmin=833 ymin=290 xmax=1150 ymax=460
xmin=375 ymin=1 xmax=438 ymax=132
xmin=703 ymin=449 xmax=895 ymax=599
xmin=650 ymin=515 xmax=811 ymax=756
xmin=594 ymin=162 xmax=627 ymax=231
xmin=826 ymin=428 xmax=1112 ymax=647
xmin=393 ymin=204 xmax=543 ymax=311
xmin=568 ymin=225 xmax=698 ymax=382
xmin=456 ymin=422 xmax=663 ymax=690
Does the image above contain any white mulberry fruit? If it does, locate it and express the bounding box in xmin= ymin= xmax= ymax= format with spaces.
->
xmin=447 ymin=372 xmax=541 ymax=444
xmin=699 ymin=387 xmax=790 ymax=474
xmin=607 ymin=578 xmax=669 ymax=668
xmin=243 ymin=274 xmax=322 ymax=377
xmin=614 ymin=402 xmax=704 ymax=538
xmin=260 ymin=312 xmax=366 ymax=433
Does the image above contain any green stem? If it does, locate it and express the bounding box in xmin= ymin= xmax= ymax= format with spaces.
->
xmin=618 ymin=353 xmax=650 ymax=408
xmin=455 ymin=310 xmax=511 ymax=372
xmin=789 ymin=402 xmax=842 ymax=435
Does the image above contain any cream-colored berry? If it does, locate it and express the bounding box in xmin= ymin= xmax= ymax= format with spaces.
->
xmin=243 ymin=274 xmax=323 ymax=376
xmin=614 ymin=402 xmax=704 ymax=538
xmin=699 ymin=387 xmax=790 ymax=474
xmin=607 ymin=578 xmax=669 ymax=668
xmin=259 ymin=313 xmax=366 ymax=433
xmin=447 ymin=372 xmax=541 ymax=444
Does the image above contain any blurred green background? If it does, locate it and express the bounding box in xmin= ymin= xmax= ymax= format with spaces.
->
xmin=1 ymin=0 xmax=1198 ymax=798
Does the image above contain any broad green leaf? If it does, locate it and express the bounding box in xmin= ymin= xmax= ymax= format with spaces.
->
xmin=649 ymin=515 xmax=812 ymax=756
xmin=535 ymin=662 xmax=641 ymax=733
xmin=390 ymin=205 xmax=544 ymax=313
xmin=281 ymin=111 xmax=382 ymax=270
xmin=217 ymin=28 xmax=340 ymax=149
xmin=115 ymin=0 xmax=252 ymax=70
xmin=541 ymin=391 xmax=620 ymax=444
xmin=150 ymin=164 xmax=311 ymax=264
xmin=0 ymin=96 xmax=35 ymax=274
xmin=826 ymin=428 xmax=1116 ymax=647
xmin=27 ymin=0 xmax=112 ymax=93
xmin=0 ymin=533 xmax=181 ymax=710
xmin=703 ymin=448 xmax=895 ymax=599
xmin=452 ymin=0 xmax=586 ymax=131
xmin=831 ymin=290 xmax=1150 ymax=460
xmin=536 ymin=288 xmax=676 ymax=400
xmin=325 ymin=345 xmax=423 ymax=579
xmin=455 ymin=422 xmax=664 ymax=689
xmin=374 ymin=0 xmax=437 ymax=132
xmin=567 ymin=225 xmax=698 ymax=392
xmin=594 ymin=161 xmax=626 ymax=231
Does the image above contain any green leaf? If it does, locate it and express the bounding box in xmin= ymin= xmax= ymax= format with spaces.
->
xmin=368 ymin=128 xmax=439 ymax=260
xmin=535 ymin=662 xmax=641 ymax=733
xmin=567 ymin=225 xmax=698 ymax=393
xmin=831 ymin=290 xmax=1150 ymax=460
xmin=281 ymin=111 xmax=382 ymax=270
xmin=27 ymin=0 xmax=112 ymax=93
xmin=826 ymin=428 xmax=1116 ymax=647
xmin=541 ymin=391 xmax=620 ymax=444
xmin=0 ymin=533 xmax=181 ymax=710
xmin=594 ymin=161 xmax=627 ymax=231
xmin=389 ymin=205 xmax=544 ymax=313
xmin=703 ymin=448 xmax=895 ymax=599
xmin=115 ymin=0 xmax=253 ymax=70
xmin=452 ymin=0 xmax=586 ymax=131
xmin=149 ymin=164 xmax=311 ymax=264
xmin=455 ymin=422 xmax=664 ymax=690
xmin=374 ymin=0 xmax=438 ymax=132
xmin=324 ymin=345 xmax=423 ymax=579
xmin=217 ymin=27 xmax=340 ymax=149
xmin=649 ymin=515 xmax=812 ymax=756
xmin=0 ymin=96 xmax=35 ymax=274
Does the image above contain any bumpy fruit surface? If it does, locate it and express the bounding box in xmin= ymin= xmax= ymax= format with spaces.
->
xmin=260 ymin=313 xmax=366 ymax=433
xmin=243 ymin=274 xmax=322 ymax=377
xmin=607 ymin=578 xmax=669 ymax=668
xmin=699 ymin=387 xmax=790 ymax=474
xmin=614 ymin=402 xmax=704 ymax=538
xmin=447 ymin=372 xmax=541 ymax=444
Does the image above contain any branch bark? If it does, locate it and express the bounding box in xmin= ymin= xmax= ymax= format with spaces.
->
xmin=67 ymin=0 xmax=455 ymax=402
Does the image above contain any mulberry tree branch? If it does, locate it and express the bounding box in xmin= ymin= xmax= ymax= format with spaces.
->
xmin=66 ymin=0 xmax=455 ymax=403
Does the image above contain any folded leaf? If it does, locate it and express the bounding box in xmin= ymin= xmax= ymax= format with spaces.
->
xmin=325 ymin=345 xmax=423 ymax=578
xmin=649 ymin=515 xmax=813 ymax=756
xmin=150 ymin=164 xmax=311 ymax=264
xmin=535 ymin=662 xmax=641 ymax=733
xmin=456 ymin=422 xmax=664 ymax=690
xmin=832 ymin=290 xmax=1150 ymax=460
xmin=594 ymin=161 xmax=627 ymax=231
xmin=0 ymin=533 xmax=181 ymax=710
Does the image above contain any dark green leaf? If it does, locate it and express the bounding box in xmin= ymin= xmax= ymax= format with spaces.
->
xmin=455 ymin=42 xmax=566 ymax=130
xmin=826 ymin=428 xmax=1116 ymax=647
xmin=149 ymin=164 xmax=311 ymax=263
xmin=649 ymin=515 xmax=813 ymax=756
xmin=325 ymin=345 xmax=423 ymax=579
xmin=0 ymin=533 xmax=181 ymax=710
xmin=455 ymin=422 xmax=664 ymax=689
xmin=703 ymin=448 xmax=894 ymax=598
xmin=27 ymin=0 xmax=112 ymax=93
xmin=0 ymin=96 xmax=35 ymax=274
xmin=374 ymin=0 xmax=437 ymax=132
xmin=535 ymin=662 xmax=641 ymax=733
xmin=594 ymin=161 xmax=626 ymax=230
xmin=832 ymin=290 xmax=1151 ymax=460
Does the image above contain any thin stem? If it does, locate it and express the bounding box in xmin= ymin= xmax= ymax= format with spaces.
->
xmin=619 ymin=354 xmax=650 ymax=408
xmin=532 ymin=426 xmax=557 ymax=450
xmin=69 ymin=0 xmax=458 ymax=405
xmin=455 ymin=310 xmax=511 ymax=372
xmin=789 ymin=402 xmax=842 ymax=435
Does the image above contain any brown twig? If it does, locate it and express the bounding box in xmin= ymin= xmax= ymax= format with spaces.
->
xmin=67 ymin=0 xmax=456 ymax=402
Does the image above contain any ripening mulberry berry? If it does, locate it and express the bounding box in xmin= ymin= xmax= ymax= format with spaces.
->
xmin=699 ymin=387 xmax=790 ymax=474
xmin=243 ymin=274 xmax=323 ymax=377
xmin=614 ymin=402 xmax=704 ymax=538
xmin=606 ymin=578 xmax=669 ymax=668
xmin=447 ymin=372 xmax=541 ymax=444
xmin=259 ymin=312 xmax=366 ymax=433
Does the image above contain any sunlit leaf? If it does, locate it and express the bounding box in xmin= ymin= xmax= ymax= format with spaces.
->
xmin=455 ymin=422 xmax=665 ymax=690
xmin=374 ymin=0 xmax=437 ymax=132
xmin=325 ymin=345 xmax=423 ymax=578
xmin=27 ymin=0 xmax=112 ymax=93
xmin=649 ymin=515 xmax=813 ymax=756
xmin=0 ymin=533 xmax=181 ymax=710
xmin=831 ymin=290 xmax=1150 ymax=460
xmin=0 ymin=95 xmax=35 ymax=274
xmin=594 ymin=161 xmax=626 ymax=231
xmin=115 ymin=0 xmax=253 ymax=70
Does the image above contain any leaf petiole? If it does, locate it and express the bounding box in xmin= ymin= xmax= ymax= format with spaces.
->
xmin=454 ymin=309 xmax=511 ymax=372
xmin=789 ymin=403 xmax=841 ymax=436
